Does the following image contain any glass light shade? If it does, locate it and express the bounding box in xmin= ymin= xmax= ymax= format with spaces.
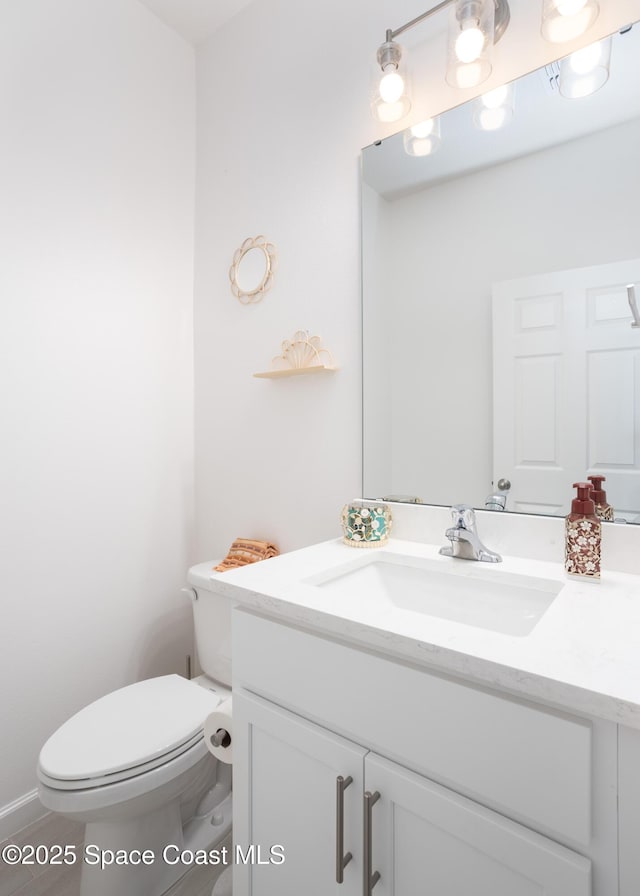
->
xmin=371 ymin=87 xmax=412 ymax=123
xmin=473 ymin=82 xmax=515 ymax=130
xmin=370 ymin=48 xmax=411 ymax=123
xmin=446 ymin=0 xmax=494 ymax=89
xmin=541 ymin=0 xmax=599 ymax=43
xmin=403 ymin=117 xmax=442 ymax=157
xmin=475 ymin=105 xmax=509 ymax=130
xmin=379 ymin=69 xmax=404 ymax=103
xmin=559 ymin=36 xmax=611 ymax=98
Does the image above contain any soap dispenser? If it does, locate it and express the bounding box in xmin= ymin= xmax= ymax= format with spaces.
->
xmin=587 ymin=475 xmax=614 ymax=521
xmin=565 ymin=482 xmax=601 ymax=579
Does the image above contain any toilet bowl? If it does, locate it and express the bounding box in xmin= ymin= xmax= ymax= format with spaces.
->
xmin=37 ymin=564 xmax=235 ymax=896
xmin=38 ymin=674 xmax=232 ymax=896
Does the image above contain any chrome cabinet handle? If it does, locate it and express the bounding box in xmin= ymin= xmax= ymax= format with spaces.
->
xmin=336 ymin=775 xmax=353 ymax=883
xmin=363 ymin=790 xmax=381 ymax=895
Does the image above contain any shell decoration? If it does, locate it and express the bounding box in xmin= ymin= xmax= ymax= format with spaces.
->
xmin=271 ymin=331 xmax=336 ymax=372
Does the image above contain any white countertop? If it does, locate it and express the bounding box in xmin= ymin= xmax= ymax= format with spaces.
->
xmin=190 ymin=534 xmax=640 ymax=729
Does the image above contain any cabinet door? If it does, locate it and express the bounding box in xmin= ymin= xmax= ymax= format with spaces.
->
xmin=233 ymin=689 xmax=365 ymax=896
xmin=365 ymin=753 xmax=591 ymax=896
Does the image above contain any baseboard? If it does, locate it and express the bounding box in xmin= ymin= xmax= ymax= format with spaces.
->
xmin=0 ymin=789 xmax=48 ymax=841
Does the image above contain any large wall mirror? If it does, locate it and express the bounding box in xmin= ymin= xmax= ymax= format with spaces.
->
xmin=362 ymin=24 xmax=640 ymax=522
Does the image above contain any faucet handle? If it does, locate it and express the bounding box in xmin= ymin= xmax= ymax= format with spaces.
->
xmin=450 ymin=504 xmax=477 ymax=531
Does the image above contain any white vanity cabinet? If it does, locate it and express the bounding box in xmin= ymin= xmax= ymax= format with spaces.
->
xmin=234 ymin=690 xmax=590 ymax=895
xmin=232 ymin=609 xmax=620 ymax=896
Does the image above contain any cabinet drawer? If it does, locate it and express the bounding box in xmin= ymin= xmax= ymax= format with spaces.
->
xmin=233 ymin=609 xmax=592 ymax=846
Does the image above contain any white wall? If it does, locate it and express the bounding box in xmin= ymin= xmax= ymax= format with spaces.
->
xmin=194 ymin=0 xmax=640 ymax=559
xmin=0 ymin=0 xmax=195 ymax=824
xmin=370 ymin=116 xmax=640 ymax=507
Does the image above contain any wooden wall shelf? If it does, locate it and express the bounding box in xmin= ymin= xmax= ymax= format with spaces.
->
xmin=254 ymin=330 xmax=337 ymax=379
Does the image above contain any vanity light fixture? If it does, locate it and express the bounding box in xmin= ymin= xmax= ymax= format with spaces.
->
xmin=473 ymin=82 xmax=515 ymax=129
xmin=371 ymin=0 xmax=604 ymax=124
xmin=403 ymin=116 xmax=442 ymax=156
xmin=371 ymin=0 xmax=511 ymax=123
xmin=541 ymin=0 xmax=600 ymax=43
xmin=558 ymin=35 xmax=611 ymax=97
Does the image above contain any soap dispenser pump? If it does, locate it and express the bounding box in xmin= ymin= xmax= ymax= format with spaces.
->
xmin=587 ymin=475 xmax=614 ymax=521
xmin=565 ymin=482 xmax=601 ymax=579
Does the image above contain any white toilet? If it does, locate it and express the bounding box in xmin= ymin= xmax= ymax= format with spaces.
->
xmin=38 ymin=563 xmax=233 ymax=896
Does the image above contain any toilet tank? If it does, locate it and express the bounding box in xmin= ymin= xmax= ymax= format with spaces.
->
xmin=186 ymin=563 xmax=235 ymax=687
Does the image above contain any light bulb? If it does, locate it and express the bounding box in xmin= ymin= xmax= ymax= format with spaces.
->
xmin=379 ymin=69 xmax=404 ymax=103
xmin=559 ymin=35 xmax=610 ymax=98
xmin=455 ymin=24 xmax=485 ymax=63
xmin=403 ymin=117 xmax=440 ymax=157
xmin=446 ymin=1 xmax=493 ymax=90
xmin=569 ymin=42 xmax=602 ymax=74
xmin=410 ymin=139 xmax=433 ymax=157
xmin=541 ymin=0 xmax=599 ymax=43
xmin=410 ymin=119 xmax=435 ymax=138
xmin=371 ymin=39 xmax=411 ymax=123
xmin=481 ymin=85 xmax=508 ymax=108
xmin=557 ymin=0 xmax=587 ymax=14
xmin=474 ymin=82 xmax=514 ymax=131
xmin=477 ymin=106 xmax=508 ymax=130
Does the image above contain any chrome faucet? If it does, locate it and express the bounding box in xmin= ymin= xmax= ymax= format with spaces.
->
xmin=439 ymin=505 xmax=502 ymax=563
xmin=484 ymin=478 xmax=511 ymax=512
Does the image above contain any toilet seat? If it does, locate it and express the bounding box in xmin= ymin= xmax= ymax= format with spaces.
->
xmin=38 ymin=675 xmax=222 ymax=791
xmin=38 ymin=730 xmax=205 ymax=791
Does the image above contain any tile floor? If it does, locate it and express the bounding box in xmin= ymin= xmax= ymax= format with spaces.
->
xmin=0 ymin=812 xmax=227 ymax=896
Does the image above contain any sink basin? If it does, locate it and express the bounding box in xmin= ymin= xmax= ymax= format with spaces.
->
xmin=304 ymin=553 xmax=563 ymax=637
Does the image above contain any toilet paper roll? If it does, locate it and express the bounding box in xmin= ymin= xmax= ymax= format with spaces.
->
xmin=203 ymin=698 xmax=233 ymax=764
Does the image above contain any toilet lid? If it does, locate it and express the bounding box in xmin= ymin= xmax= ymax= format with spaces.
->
xmin=39 ymin=675 xmax=222 ymax=784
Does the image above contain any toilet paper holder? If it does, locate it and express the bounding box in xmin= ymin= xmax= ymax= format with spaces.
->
xmin=204 ymin=697 xmax=233 ymax=764
xmin=210 ymin=728 xmax=231 ymax=749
